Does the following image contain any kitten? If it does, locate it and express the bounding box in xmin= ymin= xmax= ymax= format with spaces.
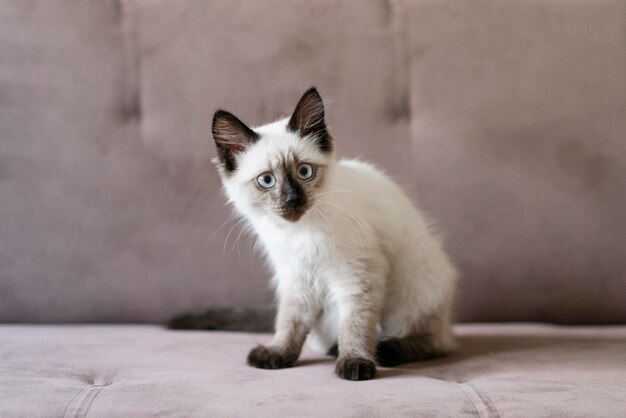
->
xmin=210 ymin=87 xmax=457 ymax=381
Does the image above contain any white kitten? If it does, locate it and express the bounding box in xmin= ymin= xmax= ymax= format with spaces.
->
xmin=212 ymin=87 xmax=457 ymax=381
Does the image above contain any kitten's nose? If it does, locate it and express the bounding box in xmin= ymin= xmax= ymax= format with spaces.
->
xmin=284 ymin=191 xmax=303 ymax=208
xmin=282 ymin=182 xmax=304 ymax=208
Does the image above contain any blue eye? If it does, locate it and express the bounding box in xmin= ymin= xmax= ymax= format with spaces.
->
xmin=257 ymin=173 xmax=276 ymax=189
xmin=297 ymin=163 xmax=314 ymax=180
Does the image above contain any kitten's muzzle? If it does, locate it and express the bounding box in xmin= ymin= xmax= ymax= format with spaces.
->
xmin=279 ymin=178 xmax=308 ymax=222
xmin=279 ymin=205 xmax=308 ymax=222
xmin=281 ymin=181 xmax=305 ymax=208
xmin=279 ymin=196 xmax=307 ymax=222
xmin=283 ymin=191 xmax=304 ymax=208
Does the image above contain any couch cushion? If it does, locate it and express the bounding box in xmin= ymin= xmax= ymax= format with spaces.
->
xmin=0 ymin=0 xmax=407 ymax=323
xmin=0 ymin=0 xmax=146 ymax=322
xmin=1 ymin=324 xmax=625 ymax=417
xmin=398 ymin=0 xmax=626 ymax=324
xmin=1 ymin=0 xmax=625 ymax=323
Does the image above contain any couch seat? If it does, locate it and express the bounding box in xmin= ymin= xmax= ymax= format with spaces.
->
xmin=1 ymin=324 xmax=625 ymax=417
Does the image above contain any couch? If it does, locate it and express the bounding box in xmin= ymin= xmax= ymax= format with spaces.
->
xmin=1 ymin=1 xmax=625 ymax=416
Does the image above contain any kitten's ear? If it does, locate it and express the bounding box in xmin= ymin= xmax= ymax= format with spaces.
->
xmin=212 ymin=110 xmax=259 ymax=173
xmin=287 ymin=87 xmax=332 ymax=152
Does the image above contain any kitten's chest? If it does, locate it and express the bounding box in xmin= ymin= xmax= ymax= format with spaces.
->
xmin=258 ymin=225 xmax=334 ymax=274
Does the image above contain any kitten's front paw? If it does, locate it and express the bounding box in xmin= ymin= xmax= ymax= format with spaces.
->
xmin=335 ymin=356 xmax=377 ymax=381
xmin=247 ymin=345 xmax=296 ymax=369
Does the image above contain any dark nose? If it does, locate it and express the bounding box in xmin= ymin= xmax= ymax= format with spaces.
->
xmin=282 ymin=182 xmax=304 ymax=208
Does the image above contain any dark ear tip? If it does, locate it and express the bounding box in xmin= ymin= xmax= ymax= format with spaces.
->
xmin=213 ymin=109 xmax=229 ymax=121
xmin=304 ymin=86 xmax=321 ymax=98
xmin=212 ymin=109 xmax=231 ymax=136
xmin=212 ymin=109 xmax=238 ymax=131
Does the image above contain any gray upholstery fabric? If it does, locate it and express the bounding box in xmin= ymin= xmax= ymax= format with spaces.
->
xmin=1 ymin=324 xmax=625 ymax=417
xmin=1 ymin=0 xmax=625 ymax=323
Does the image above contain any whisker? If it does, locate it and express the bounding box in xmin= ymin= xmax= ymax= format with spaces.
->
xmin=244 ymin=232 xmax=255 ymax=266
xmin=232 ymin=219 xmax=251 ymax=262
xmin=223 ymin=217 xmax=246 ymax=253
xmin=203 ymin=212 xmax=239 ymax=248
xmin=317 ymin=202 xmax=363 ymax=248
xmin=312 ymin=206 xmax=336 ymax=247
xmin=313 ymin=189 xmax=372 ymax=198
xmin=317 ymin=199 xmax=373 ymax=247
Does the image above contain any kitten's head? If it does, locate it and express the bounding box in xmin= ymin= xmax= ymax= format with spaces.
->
xmin=212 ymin=87 xmax=333 ymax=223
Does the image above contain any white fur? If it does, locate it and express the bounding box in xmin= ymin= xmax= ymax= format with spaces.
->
xmin=220 ymin=117 xmax=457 ymax=356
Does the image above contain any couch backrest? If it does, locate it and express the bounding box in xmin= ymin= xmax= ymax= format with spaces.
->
xmin=1 ymin=0 xmax=625 ymax=323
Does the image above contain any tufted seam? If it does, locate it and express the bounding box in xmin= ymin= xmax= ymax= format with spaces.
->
xmin=60 ymin=386 xmax=87 ymax=418
xmin=386 ymin=0 xmax=415 ymax=187
xmin=118 ymin=0 xmax=144 ymax=134
xmin=472 ymin=383 xmax=502 ymax=418
xmin=457 ymin=383 xmax=500 ymax=418
xmin=457 ymin=383 xmax=483 ymax=417
xmin=386 ymin=0 xmax=412 ymax=124
xmin=62 ymin=384 xmax=108 ymax=418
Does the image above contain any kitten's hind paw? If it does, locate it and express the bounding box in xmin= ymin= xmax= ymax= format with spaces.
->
xmin=247 ymin=345 xmax=296 ymax=369
xmin=326 ymin=343 xmax=339 ymax=357
xmin=376 ymin=339 xmax=406 ymax=367
xmin=376 ymin=337 xmax=445 ymax=367
xmin=335 ymin=356 xmax=377 ymax=381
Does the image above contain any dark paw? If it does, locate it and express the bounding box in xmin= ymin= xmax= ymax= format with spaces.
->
xmin=247 ymin=345 xmax=296 ymax=369
xmin=376 ymin=338 xmax=444 ymax=367
xmin=335 ymin=357 xmax=376 ymax=381
xmin=376 ymin=339 xmax=404 ymax=367
xmin=326 ymin=343 xmax=339 ymax=358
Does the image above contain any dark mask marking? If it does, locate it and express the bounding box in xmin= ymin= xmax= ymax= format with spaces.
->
xmin=279 ymin=161 xmax=308 ymax=221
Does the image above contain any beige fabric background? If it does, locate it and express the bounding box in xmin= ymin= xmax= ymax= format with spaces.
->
xmin=0 ymin=0 xmax=624 ymax=323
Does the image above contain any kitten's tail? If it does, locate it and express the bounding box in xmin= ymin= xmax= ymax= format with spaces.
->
xmin=167 ymin=304 xmax=276 ymax=333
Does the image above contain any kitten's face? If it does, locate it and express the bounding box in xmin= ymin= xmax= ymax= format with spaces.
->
xmin=212 ymin=87 xmax=333 ymax=223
